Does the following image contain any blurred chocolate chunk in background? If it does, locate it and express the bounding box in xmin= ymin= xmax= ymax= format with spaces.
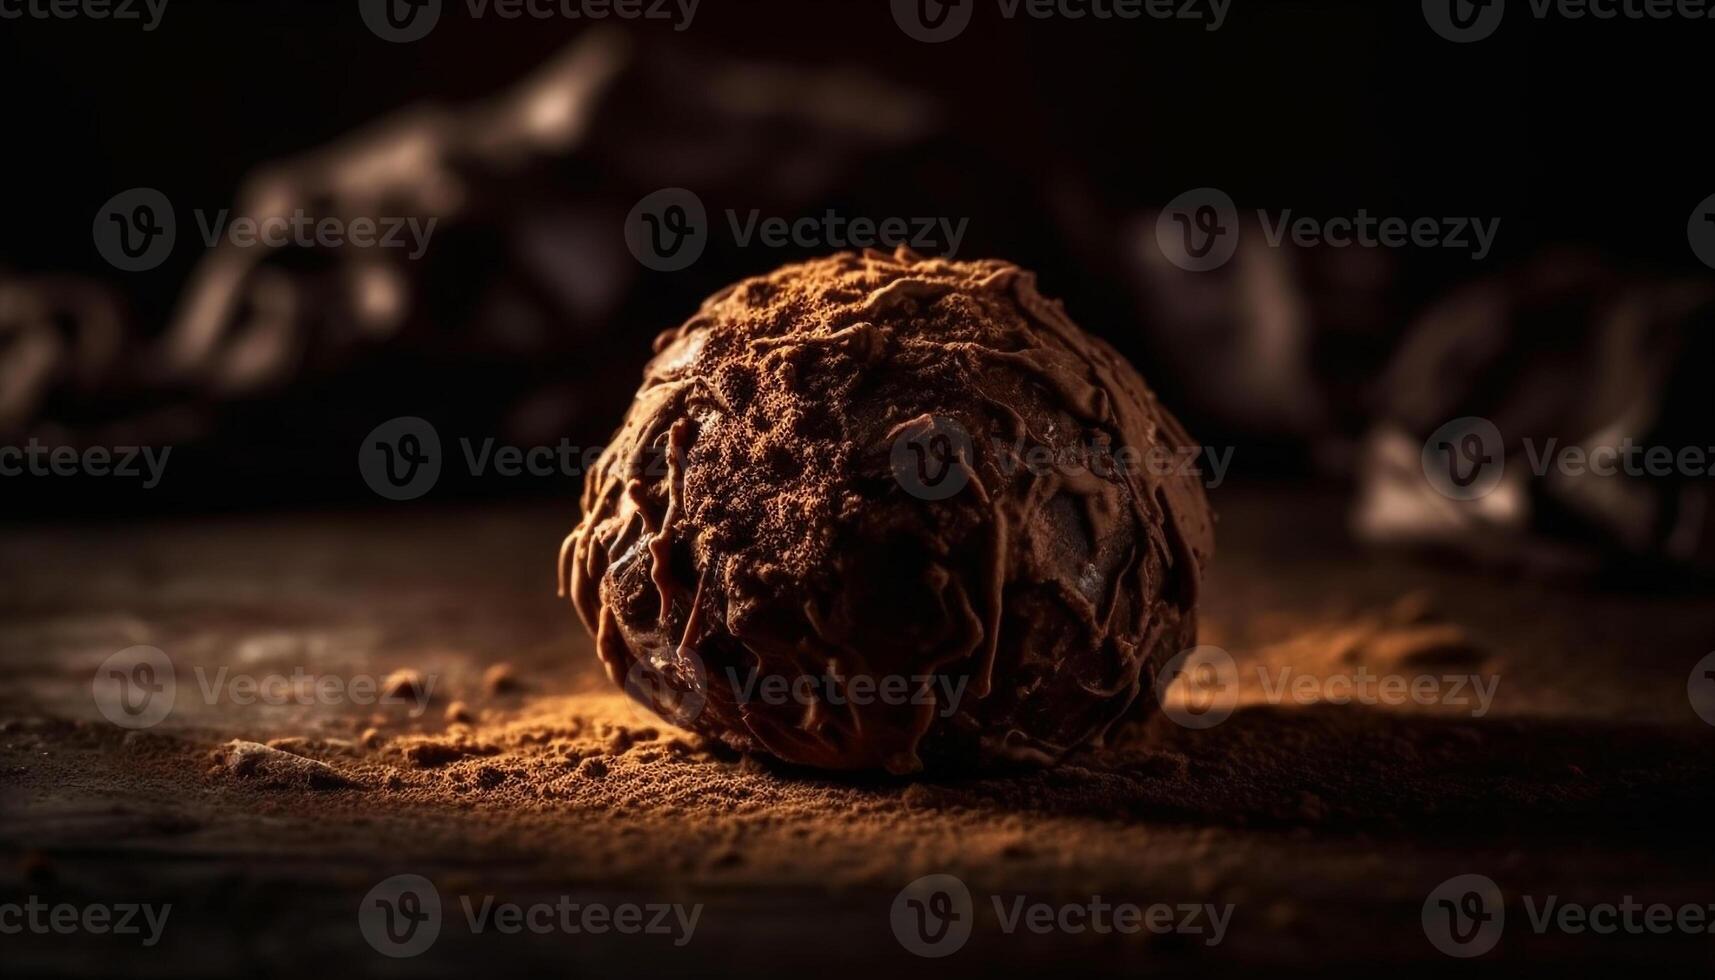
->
xmin=2 ymin=3 xmax=1710 ymax=581
xmin=4 ymin=29 xmax=982 ymax=509
xmin=1355 ymin=254 xmax=1715 ymax=576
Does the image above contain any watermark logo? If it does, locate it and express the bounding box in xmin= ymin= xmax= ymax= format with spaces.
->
xmin=1421 ymin=416 xmax=1505 ymax=500
xmin=888 ymin=418 xmax=1231 ymax=500
xmin=1427 ymin=873 xmax=1715 ymax=955
xmin=891 ymin=415 xmax=975 ymax=501
xmin=1689 ymin=193 xmax=1715 ymax=270
xmin=360 ymin=874 xmax=443 ymax=957
xmin=728 ymin=210 xmax=969 ymax=258
xmin=1424 ymin=416 xmax=1715 ymax=501
xmin=1689 ymin=652 xmax=1715 ymax=726
xmin=627 ymin=658 xmax=974 ymax=729
xmin=359 ymin=420 xmax=675 ymax=500
xmin=363 ymin=0 xmax=698 ymax=39
xmin=0 ymin=898 xmax=171 ymax=946
xmin=624 ymin=188 xmax=970 ymax=270
xmin=0 ymin=0 xmax=168 ymax=30
xmin=360 ymin=417 xmax=442 ymax=501
xmin=1423 ymin=0 xmax=1504 ymax=42
xmin=1157 ymin=189 xmax=1500 ymax=270
xmin=1258 ymin=210 xmax=1498 ymax=260
xmin=891 ymin=0 xmax=974 ymax=41
xmin=95 ymin=188 xmax=436 ymax=271
xmin=892 ymin=0 xmax=1230 ymax=40
xmin=625 ymin=188 xmax=709 ymax=272
xmin=1423 ymin=874 xmax=1505 ymax=958
xmin=359 ymin=0 xmax=441 ymax=41
xmin=728 ymin=667 xmax=969 ymax=718
xmin=1 ymin=439 xmax=171 ymax=487
xmin=92 ymin=645 xmax=176 ymax=730
xmin=992 ymin=435 xmax=1232 ymax=489
xmin=891 ymin=873 xmax=1233 ymax=957
xmin=191 ymin=209 xmax=435 ymax=257
xmin=92 ymin=643 xmax=436 ymax=726
xmin=193 ymin=666 xmax=437 ymax=717
xmin=1429 ymin=0 xmax=1715 ymax=41
xmin=891 ymin=874 xmax=975 ymax=957
xmin=93 ymin=188 xmax=175 ymax=272
xmin=1156 ymin=188 xmax=1239 ymax=272
xmin=1156 ymin=645 xmax=1240 ymax=728
xmin=1156 ymin=644 xmax=1500 ymax=727
xmin=360 ymin=874 xmax=699 ymax=953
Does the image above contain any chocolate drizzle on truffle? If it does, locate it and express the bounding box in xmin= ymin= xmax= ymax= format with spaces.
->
xmin=561 ymin=248 xmax=1213 ymax=773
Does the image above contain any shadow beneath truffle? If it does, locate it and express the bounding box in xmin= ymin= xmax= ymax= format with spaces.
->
xmin=894 ymin=705 xmax=1715 ymax=842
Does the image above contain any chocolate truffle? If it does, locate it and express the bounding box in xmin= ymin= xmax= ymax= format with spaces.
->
xmin=560 ymin=248 xmax=1213 ymax=773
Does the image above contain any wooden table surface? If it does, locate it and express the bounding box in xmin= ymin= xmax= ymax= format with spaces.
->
xmin=3 ymin=484 xmax=1713 ymax=977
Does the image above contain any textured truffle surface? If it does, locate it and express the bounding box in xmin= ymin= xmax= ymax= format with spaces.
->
xmin=561 ymin=248 xmax=1213 ymax=773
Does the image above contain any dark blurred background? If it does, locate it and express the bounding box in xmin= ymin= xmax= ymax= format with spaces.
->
xmin=5 ymin=10 xmax=1715 ymax=977
xmin=2 ymin=0 xmax=1711 ymax=572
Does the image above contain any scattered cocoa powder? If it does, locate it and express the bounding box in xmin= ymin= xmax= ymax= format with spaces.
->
xmin=4 ymin=493 xmax=1711 ymax=958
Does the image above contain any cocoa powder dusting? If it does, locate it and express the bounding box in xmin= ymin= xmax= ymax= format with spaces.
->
xmin=5 ymin=494 xmax=1714 ymax=975
xmin=563 ymin=248 xmax=1213 ymax=773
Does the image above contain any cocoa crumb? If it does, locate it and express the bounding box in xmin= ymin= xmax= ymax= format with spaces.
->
xmin=215 ymin=740 xmax=359 ymax=791
xmin=400 ymin=739 xmax=493 ymax=768
xmin=483 ymin=663 xmax=521 ymax=696
xmin=382 ymin=668 xmax=427 ymax=702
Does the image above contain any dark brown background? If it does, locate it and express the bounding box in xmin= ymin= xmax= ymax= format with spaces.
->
xmin=3 ymin=2 xmax=1714 ymax=977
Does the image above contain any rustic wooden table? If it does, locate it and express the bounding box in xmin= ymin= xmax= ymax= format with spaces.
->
xmin=3 ymin=485 xmax=1712 ymax=976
